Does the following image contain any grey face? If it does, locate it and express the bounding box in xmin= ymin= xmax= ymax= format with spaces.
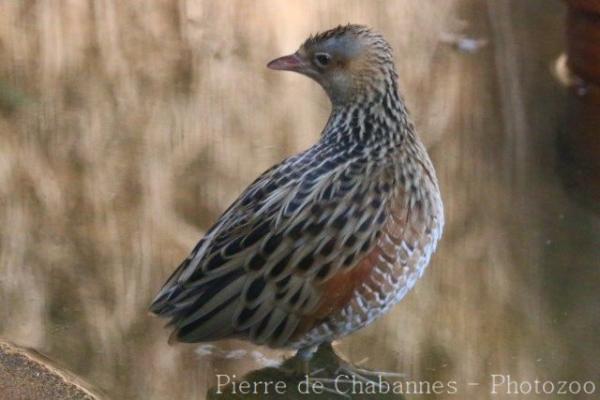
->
xmin=304 ymin=34 xmax=363 ymax=70
xmin=268 ymin=28 xmax=391 ymax=105
xmin=296 ymin=34 xmax=368 ymax=102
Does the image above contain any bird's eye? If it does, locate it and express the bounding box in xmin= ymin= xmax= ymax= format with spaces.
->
xmin=314 ymin=53 xmax=331 ymax=68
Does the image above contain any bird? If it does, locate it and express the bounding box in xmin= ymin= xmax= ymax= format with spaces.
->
xmin=150 ymin=24 xmax=444 ymax=367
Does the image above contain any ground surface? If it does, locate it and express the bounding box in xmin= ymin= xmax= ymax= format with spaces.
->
xmin=0 ymin=342 xmax=102 ymax=400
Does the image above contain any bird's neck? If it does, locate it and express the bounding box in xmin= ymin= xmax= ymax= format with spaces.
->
xmin=322 ymin=77 xmax=416 ymax=150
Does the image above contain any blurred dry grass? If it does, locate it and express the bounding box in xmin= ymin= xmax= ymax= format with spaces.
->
xmin=1 ymin=1 xmax=597 ymax=400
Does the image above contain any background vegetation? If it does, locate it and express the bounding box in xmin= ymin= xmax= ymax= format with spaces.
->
xmin=0 ymin=1 xmax=597 ymax=399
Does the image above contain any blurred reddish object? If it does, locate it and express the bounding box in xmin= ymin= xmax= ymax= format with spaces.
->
xmin=561 ymin=0 xmax=600 ymax=205
xmin=566 ymin=0 xmax=600 ymax=84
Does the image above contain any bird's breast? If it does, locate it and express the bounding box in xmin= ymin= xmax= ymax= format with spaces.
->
xmin=288 ymin=169 xmax=443 ymax=348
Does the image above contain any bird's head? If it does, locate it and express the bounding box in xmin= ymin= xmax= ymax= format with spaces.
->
xmin=268 ymin=24 xmax=397 ymax=105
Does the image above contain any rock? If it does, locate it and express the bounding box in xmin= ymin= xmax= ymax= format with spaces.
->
xmin=0 ymin=341 xmax=105 ymax=400
xmin=207 ymin=343 xmax=406 ymax=399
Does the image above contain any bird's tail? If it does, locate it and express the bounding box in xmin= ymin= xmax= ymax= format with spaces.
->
xmin=150 ymin=259 xmax=246 ymax=344
xmin=149 ymin=257 xmax=191 ymax=316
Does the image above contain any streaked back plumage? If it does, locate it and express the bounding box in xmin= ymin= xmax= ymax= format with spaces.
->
xmin=150 ymin=24 xmax=444 ymax=349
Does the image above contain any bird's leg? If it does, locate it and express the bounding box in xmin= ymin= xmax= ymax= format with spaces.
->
xmin=295 ymin=344 xmax=320 ymax=375
xmin=277 ymin=345 xmax=316 ymax=376
xmin=302 ymin=343 xmax=405 ymax=394
xmin=279 ymin=343 xmax=330 ymax=377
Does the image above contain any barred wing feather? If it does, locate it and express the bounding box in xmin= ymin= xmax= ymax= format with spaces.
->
xmin=149 ymin=144 xmax=393 ymax=347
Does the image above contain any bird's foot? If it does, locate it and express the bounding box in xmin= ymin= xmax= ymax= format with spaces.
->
xmin=278 ymin=344 xmax=327 ymax=378
xmin=337 ymin=363 xmax=405 ymax=388
xmin=307 ymin=359 xmax=405 ymax=395
xmin=283 ymin=342 xmax=405 ymax=398
xmin=336 ymin=356 xmax=406 ymax=381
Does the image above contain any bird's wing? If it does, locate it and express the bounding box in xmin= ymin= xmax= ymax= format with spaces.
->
xmin=150 ymin=144 xmax=395 ymax=346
